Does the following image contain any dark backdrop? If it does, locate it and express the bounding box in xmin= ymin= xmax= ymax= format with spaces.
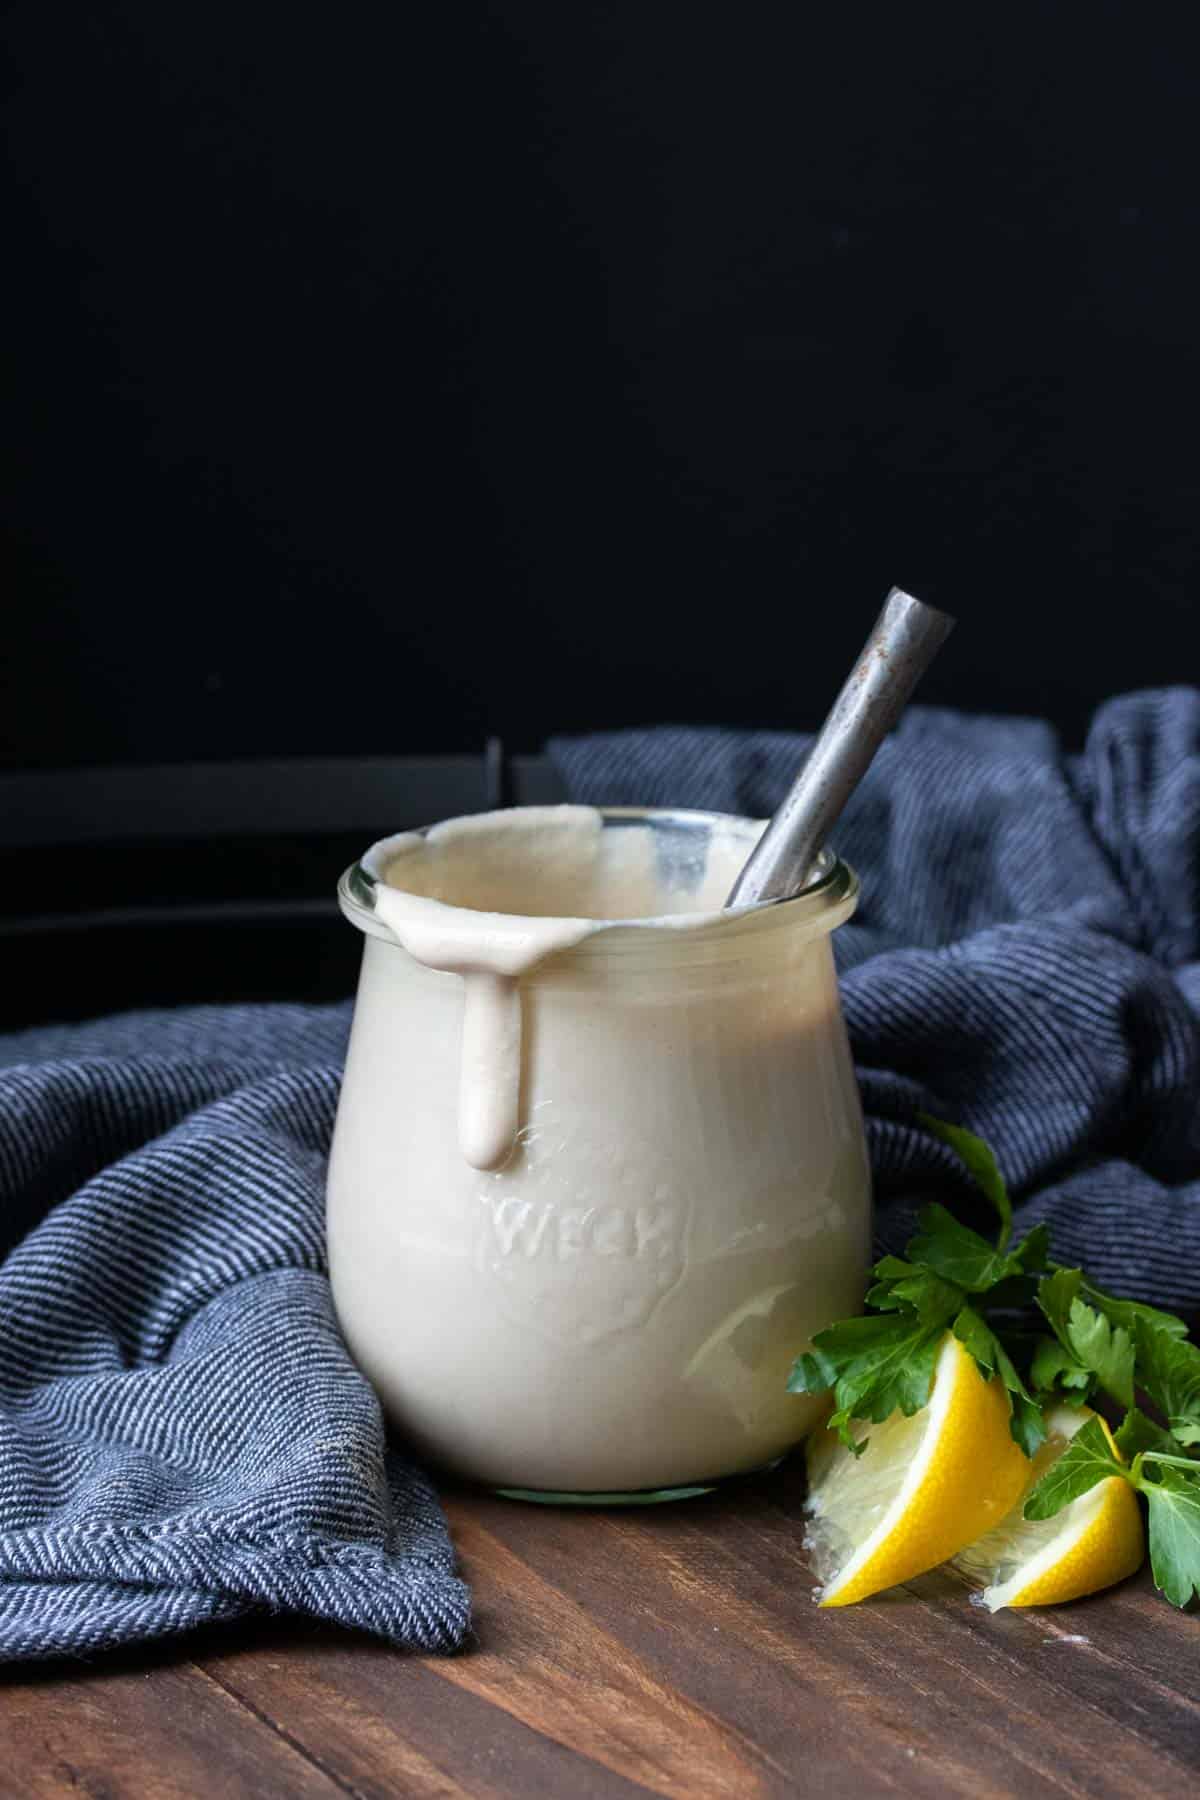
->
xmin=4 ymin=1 xmax=1199 ymax=770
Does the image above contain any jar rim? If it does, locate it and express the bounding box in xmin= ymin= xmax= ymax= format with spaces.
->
xmin=337 ymin=805 xmax=858 ymax=957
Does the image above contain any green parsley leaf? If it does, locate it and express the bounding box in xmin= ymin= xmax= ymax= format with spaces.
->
xmin=800 ymin=1312 xmax=957 ymax=1419
xmin=1006 ymin=1382 xmax=1051 ymax=1459
xmin=952 ymin=1303 xmax=998 ymax=1375
xmin=993 ymin=1338 xmax=1047 ymax=1457
xmin=1131 ymin=1317 xmax=1200 ymax=1446
xmin=1010 ymin=1222 xmax=1051 ymax=1273
xmin=1064 ymin=1300 xmax=1135 ymax=1409
xmin=1022 ymin=1416 xmax=1126 ymax=1521
xmin=1143 ymin=1467 xmax=1200 ymax=1608
xmin=1037 ymin=1266 xmax=1083 ymax=1334
xmin=1030 ymin=1336 xmax=1093 ymax=1397
xmin=884 ymin=1272 xmax=966 ymax=1323
xmin=788 ymin=1305 xmax=956 ymax=1451
xmin=1115 ymin=1407 xmax=1181 ymax=1462
xmin=1036 ymin=1272 xmax=1135 ymax=1409
xmin=863 ymin=1255 xmax=916 ymax=1310
xmin=870 ymin=1256 xmax=913 ymax=1281
xmin=788 ymin=1346 xmax=840 ymax=1394
xmin=907 ymin=1203 xmax=1013 ymax=1292
xmin=1078 ymin=1278 xmax=1190 ymax=1342
xmin=918 ymin=1115 xmax=1013 ymax=1249
xmin=866 ymin=1256 xmax=967 ymax=1317
xmin=953 ymin=1305 xmax=1046 ymax=1456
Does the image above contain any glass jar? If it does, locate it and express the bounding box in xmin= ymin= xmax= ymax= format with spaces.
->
xmin=327 ymin=807 xmax=870 ymax=1501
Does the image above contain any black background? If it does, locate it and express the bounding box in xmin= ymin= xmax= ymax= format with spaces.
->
xmin=4 ymin=1 xmax=1199 ymax=771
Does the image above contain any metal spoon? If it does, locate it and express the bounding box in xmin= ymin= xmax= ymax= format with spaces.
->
xmin=725 ymin=587 xmax=955 ymax=907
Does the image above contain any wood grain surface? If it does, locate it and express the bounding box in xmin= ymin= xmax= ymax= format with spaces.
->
xmin=2 ymin=1460 xmax=1197 ymax=1798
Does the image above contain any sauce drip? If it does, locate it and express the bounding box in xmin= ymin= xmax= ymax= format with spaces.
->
xmin=368 ymin=806 xmax=754 ymax=1171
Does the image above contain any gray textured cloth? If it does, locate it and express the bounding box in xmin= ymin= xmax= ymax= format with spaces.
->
xmin=0 ymin=1003 xmax=469 ymax=1663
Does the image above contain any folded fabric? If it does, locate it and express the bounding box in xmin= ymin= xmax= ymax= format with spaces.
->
xmin=552 ymin=688 xmax=1200 ymax=1314
xmin=0 ymin=1004 xmax=469 ymax=1662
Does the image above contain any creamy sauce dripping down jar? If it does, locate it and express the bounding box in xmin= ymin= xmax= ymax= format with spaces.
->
xmin=327 ymin=805 xmax=871 ymax=1500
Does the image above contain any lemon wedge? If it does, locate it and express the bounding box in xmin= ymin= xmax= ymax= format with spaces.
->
xmin=952 ymin=1404 xmax=1143 ymax=1609
xmin=804 ymin=1331 xmax=1030 ymax=1606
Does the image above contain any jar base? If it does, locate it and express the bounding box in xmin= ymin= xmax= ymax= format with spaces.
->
xmin=490 ymin=1455 xmax=786 ymax=1507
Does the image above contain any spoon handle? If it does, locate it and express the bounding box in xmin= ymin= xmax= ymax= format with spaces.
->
xmin=726 ymin=587 xmax=955 ymax=907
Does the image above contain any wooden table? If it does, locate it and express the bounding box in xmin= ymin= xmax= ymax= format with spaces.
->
xmin=3 ymin=1462 xmax=1196 ymax=1798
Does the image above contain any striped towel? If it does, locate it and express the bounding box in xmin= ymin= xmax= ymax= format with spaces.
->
xmin=552 ymin=688 xmax=1200 ymax=1314
xmin=0 ymin=1004 xmax=469 ymax=1662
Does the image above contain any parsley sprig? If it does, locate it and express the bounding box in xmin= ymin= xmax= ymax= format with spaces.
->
xmin=788 ymin=1116 xmax=1200 ymax=1609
